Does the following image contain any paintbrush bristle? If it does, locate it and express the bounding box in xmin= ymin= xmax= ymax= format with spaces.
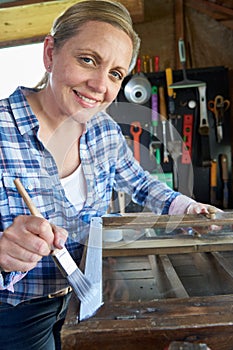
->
xmin=52 ymin=247 xmax=94 ymax=303
xmin=67 ymin=269 xmax=96 ymax=304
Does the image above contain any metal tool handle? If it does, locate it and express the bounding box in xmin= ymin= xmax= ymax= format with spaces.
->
xmin=178 ymin=39 xmax=186 ymax=64
xmin=198 ymin=85 xmax=210 ymax=136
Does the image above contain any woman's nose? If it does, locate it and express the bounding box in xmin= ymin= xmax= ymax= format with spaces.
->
xmin=87 ymin=71 xmax=108 ymax=94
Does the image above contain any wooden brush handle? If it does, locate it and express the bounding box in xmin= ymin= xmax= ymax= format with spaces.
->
xmin=14 ymin=178 xmax=43 ymax=218
xmin=14 ymin=178 xmax=59 ymax=253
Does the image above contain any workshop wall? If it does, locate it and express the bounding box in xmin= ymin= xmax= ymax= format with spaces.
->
xmin=133 ymin=1 xmax=233 ymax=72
xmin=109 ymin=66 xmax=231 ymax=211
xmin=108 ymin=1 xmax=233 ymax=212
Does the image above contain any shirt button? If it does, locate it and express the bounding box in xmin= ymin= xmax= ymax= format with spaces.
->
xmin=27 ymin=184 xmax=33 ymax=191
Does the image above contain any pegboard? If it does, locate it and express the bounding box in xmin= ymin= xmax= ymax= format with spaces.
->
xmin=108 ymin=66 xmax=231 ymax=211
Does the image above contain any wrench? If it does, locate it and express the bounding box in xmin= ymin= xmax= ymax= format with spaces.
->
xmin=130 ymin=121 xmax=142 ymax=163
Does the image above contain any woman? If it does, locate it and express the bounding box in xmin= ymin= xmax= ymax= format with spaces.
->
xmin=0 ymin=1 xmax=219 ymax=349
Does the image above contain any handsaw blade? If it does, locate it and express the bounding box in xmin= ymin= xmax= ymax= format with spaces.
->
xmin=79 ymin=217 xmax=103 ymax=321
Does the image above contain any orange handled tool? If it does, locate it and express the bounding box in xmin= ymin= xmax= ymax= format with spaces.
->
xmin=130 ymin=121 xmax=142 ymax=163
xmin=210 ymin=159 xmax=217 ymax=205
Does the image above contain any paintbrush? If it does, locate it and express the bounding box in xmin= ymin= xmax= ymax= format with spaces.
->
xmin=14 ymin=178 xmax=94 ymax=304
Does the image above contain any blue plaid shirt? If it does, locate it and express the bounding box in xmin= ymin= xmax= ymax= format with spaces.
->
xmin=0 ymin=87 xmax=179 ymax=305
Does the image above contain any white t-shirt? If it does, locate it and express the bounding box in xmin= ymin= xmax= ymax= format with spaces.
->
xmin=60 ymin=164 xmax=87 ymax=211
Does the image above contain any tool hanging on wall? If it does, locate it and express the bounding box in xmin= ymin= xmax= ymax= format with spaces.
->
xmin=149 ymin=57 xmax=153 ymax=73
xmin=181 ymin=114 xmax=193 ymax=164
xmin=165 ymin=68 xmax=176 ymax=116
xmin=130 ymin=121 xmax=142 ymax=163
xmin=208 ymin=95 xmax=230 ymax=143
xmin=165 ymin=68 xmax=181 ymax=190
xmin=220 ymin=154 xmax=229 ymax=209
xmin=210 ymin=159 xmax=218 ymax=206
xmin=198 ymin=84 xmax=209 ymax=136
xmin=159 ymin=86 xmax=169 ymax=163
xmin=124 ymin=57 xmax=151 ymax=104
xmin=154 ymin=56 xmax=159 ymax=72
xmin=168 ymin=39 xmax=211 ymax=168
xmin=169 ymin=39 xmax=205 ymax=90
xmin=165 ymin=67 xmax=176 ymax=140
xmin=149 ymin=86 xmax=161 ymax=164
xmin=151 ymin=86 xmax=159 ymax=138
xmin=197 ymin=84 xmax=211 ymax=167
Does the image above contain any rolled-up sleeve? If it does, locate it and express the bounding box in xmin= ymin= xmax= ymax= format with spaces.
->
xmin=168 ymin=194 xmax=196 ymax=215
xmin=0 ymin=271 xmax=27 ymax=292
xmin=0 ymin=230 xmax=27 ymax=292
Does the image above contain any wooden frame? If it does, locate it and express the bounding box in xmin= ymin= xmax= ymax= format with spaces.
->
xmin=62 ymin=213 xmax=233 ymax=350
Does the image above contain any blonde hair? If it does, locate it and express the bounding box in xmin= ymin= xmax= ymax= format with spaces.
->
xmin=36 ymin=0 xmax=140 ymax=88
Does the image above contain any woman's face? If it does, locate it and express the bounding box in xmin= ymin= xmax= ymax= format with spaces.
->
xmin=43 ymin=20 xmax=133 ymax=123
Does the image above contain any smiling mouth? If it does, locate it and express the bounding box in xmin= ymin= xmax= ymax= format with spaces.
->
xmin=74 ymin=90 xmax=98 ymax=104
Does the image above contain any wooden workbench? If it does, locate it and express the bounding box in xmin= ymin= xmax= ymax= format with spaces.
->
xmin=62 ymin=213 xmax=233 ymax=350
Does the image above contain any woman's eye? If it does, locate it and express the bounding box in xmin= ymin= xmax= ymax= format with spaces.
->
xmin=80 ymin=57 xmax=94 ymax=65
xmin=110 ymin=70 xmax=123 ymax=80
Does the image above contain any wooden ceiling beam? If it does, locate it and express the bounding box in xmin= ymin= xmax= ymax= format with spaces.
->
xmin=0 ymin=0 xmax=144 ymax=48
xmin=0 ymin=0 xmax=50 ymax=7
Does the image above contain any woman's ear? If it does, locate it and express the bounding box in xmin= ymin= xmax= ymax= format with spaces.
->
xmin=43 ymin=35 xmax=55 ymax=72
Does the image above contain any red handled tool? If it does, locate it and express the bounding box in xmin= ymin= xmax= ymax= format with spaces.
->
xmin=130 ymin=121 xmax=142 ymax=163
xmin=154 ymin=56 xmax=159 ymax=72
xmin=181 ymin=114 xmax=193 ymax=164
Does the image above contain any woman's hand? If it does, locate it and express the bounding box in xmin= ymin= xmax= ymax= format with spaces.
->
xmin=0 ymin=215 xmax=68 ymax=273
xmin=186 ymin=202 xmax=222 ymax=218
xmin=186 ymin=202 xmax=223 ymax=234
